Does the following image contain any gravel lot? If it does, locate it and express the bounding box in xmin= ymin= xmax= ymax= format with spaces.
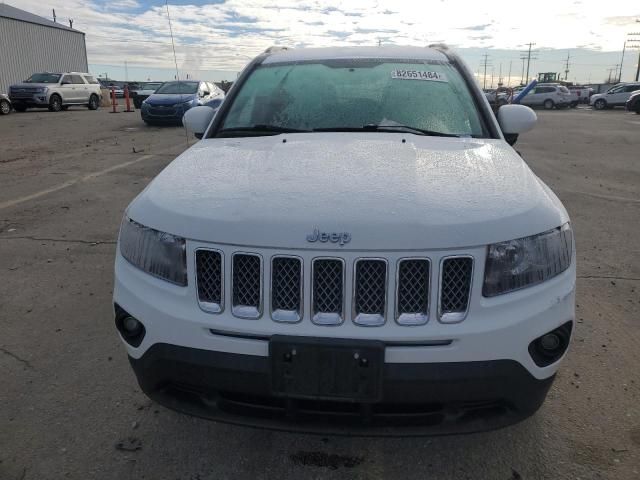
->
xmin=1 ymin=106 xmax=639 ymax=480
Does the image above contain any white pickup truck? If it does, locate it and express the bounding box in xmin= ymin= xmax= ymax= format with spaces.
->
xmin=113 ymin=45 xmax=575 ymax=435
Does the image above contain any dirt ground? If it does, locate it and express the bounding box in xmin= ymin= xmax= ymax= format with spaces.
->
xmin=1 ymin=106 xmax=639 ymax=480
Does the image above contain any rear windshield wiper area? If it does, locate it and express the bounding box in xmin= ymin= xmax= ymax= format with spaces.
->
xmin=216 ymin=125 xmax=311 ymax=137
xmin=313 ymin=124 xmax=463 ymax=137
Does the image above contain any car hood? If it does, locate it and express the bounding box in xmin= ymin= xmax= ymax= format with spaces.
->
xmin=145 ymin=93 xmax=196 ymax=105
xmin=127 ymin=133 xmax=569 ymax=250
xmin=10 ymin=82 xmax=51 ymax=89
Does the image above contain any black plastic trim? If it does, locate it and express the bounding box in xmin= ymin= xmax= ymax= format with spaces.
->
xmin=128 ymin=342 xmax=555 ymax=435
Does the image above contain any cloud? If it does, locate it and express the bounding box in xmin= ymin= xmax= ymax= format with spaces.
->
xmin=459 ymin=23 xmax=492 ymax=31
xmin=8 ymin=0 xmax=640 ymax=81
xmin=604 ymin=15 xmax=640 ymax=26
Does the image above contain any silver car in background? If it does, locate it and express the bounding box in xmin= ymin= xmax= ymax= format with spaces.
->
xmin=0 ymin=93 xmax=11 ymax=115
xmin=519 ymin=84 xmax=572 ymax=110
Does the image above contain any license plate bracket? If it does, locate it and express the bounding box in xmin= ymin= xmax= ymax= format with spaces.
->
xmin=270 ymin=336 xmax=384 ymax=402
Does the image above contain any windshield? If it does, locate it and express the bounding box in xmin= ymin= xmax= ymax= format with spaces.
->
xmin=155 ymin=81 xmax=198 ymax=94
xmin=142 ymin=82 xmax=163 ymax=90
xmin=217 ymin=60 xmax=486 ymax=137
xmin=25 ymin=73 xmax=61 ymax=84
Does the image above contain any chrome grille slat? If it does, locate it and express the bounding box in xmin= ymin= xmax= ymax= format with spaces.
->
xmin=312 ymin=258 xmax=344 ymax=325
xmin=271 ymin=256 xmax=302 ymax=322
xmin=396 ymin=259 xmax=430 ymax=325
xmin=195 ymin=249 xmax=223 ymax=313
xmin=439 ymin=256 xmax=473 ymax=323
xmin=353 ymin=259 xmax=387 ymax=326
xmin=232 ymin=253 xmax=262 ymax=319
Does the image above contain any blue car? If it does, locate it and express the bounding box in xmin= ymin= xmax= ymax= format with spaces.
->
xmin=141 ymin=80 xmax=224 ymax=125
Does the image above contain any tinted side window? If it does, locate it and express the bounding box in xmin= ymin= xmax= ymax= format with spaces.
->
xmin=626 ymin=85 xmax=640 ymax=92
xmin=61 ymin=75 xmax=71 ymax=84
xmin=84 ymin=75 xmax=99 ymax=84
xmin=71 ymin=75 xmax=85 ymax=84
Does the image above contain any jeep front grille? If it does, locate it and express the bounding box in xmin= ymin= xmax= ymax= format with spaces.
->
xmin=195 ymin=251 xmax=474 ymax=326
xmin=195 ymin=249 xmax=223 ymax=313
xmin=353 ymin=259 xmax=387 ymax=326
xmin=271 ymin=256 xmax=303 ymax=323
xmin=439 ymin=256 xmax=473 ymax=322
xmin=312 ymin=258 xmax=344 ymax=325
xmin=232 ymin=253 xmax=262 ymax=319
xmin=396 ymin=259 xmax=430 ymax=325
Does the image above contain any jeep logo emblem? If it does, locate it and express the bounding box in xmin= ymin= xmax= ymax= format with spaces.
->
xmin=306 ymin=228 xmax=351 ymax=246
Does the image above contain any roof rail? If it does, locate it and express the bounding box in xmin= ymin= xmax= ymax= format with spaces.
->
xmin=263 ymin=46 xmax=289 ymax=54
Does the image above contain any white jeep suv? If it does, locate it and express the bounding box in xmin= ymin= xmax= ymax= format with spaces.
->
xmin=114 ymin=46 xmax=575 ymax=435
xmin=9 ymin=72 xmax=102 ymax=112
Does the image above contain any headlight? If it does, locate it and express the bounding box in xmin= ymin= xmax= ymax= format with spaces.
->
xmin=118 ymin=217 xmax=187 ymax=286
xmin=483 ymin=223 xmax=573 ymax=297
xmin=35 ymin=87 xmax=48 ymax=93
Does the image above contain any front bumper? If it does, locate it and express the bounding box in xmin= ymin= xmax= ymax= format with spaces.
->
xmin=129 ymin=342 xmax=555 ymax=435
xmin=114 ymin=235 xmax=575 ymax=433
xmin=9 ymin=94 xmax=49 ymax=106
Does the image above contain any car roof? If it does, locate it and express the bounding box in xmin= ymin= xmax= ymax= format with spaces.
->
xmin=262 ymin=46 xmax=450 ymax=65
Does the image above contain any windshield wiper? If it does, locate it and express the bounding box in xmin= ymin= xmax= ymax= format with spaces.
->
xmin=217 ymin=124 xmax=311 ymax=136
xmin=314 ymin=124 xmax=462 ymax=137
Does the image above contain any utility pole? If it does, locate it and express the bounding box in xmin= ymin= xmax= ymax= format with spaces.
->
xmin=619 ymin=40 xmax=627 ymax=82
xmin=507 ymin=60 xmax=512 ymax=87
xmin=524 ymin=42 xmax=536 ymax=83
xmin=564 ymin=51 xmax=571 ymax=81
xmin=520 ymin=56 xmax=526 ymax=85
xmin=480 ymin=53 xmax=491 ymax=89
xmin=627 ymin=33 xmax=640 ymax=81
xmin=124 ymin=61 xmax=129 ymax=82
xmin=498 ymin=62 xmax=503 ymax=86
xmin=52 ymin=9 xmax=56 ymax=23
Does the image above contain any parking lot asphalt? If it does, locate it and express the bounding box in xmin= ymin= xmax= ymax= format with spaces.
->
xmin=1 ymin=106 xmax=639 ymax=480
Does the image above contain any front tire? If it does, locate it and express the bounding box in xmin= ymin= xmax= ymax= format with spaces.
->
xmin=88 ymin=94 xmax=99 ymax=110
xmin=543 ymin=99 xmax=555 ymax=110
xmin=48 ymin=94 xmax=62 ymax=112
xmin=0 ymin=99 xmax=11 ymax=115
xmin=594 ymin=99 xmax=606 ymax=110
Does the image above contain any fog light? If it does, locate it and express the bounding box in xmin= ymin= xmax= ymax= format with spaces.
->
xmin=528 ymin=321 xmax=573 ymax=367
xmin=123 ymin=316 xmax=142 ymax=336
xmin=114 ymin=304 xmax=146 ymax=347
xmin=539 ymin=333 xmax=561 ymax=352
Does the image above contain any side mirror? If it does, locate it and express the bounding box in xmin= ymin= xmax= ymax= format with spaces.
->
xmin=202 ymin=90 xmax=210 ymax=96
xmin=497 ymin=104 xmax=537 ymax=146
xmin=182 ymin=105 xmax=217 ymax=139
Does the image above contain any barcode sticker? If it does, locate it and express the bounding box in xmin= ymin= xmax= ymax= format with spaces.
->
xmin=391 ymin=70 xmax=447 ymax=82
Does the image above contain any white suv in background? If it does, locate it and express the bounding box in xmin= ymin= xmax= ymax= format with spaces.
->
xmin=9 ymin=72 xmax=102 ymax=112
xmin=114 ymin=45 xmax=575 ymax=435
xmin=519 ymin=84 xmax=573 ymax=109
xmin=590 ymin=82 xmax=640 ymax=110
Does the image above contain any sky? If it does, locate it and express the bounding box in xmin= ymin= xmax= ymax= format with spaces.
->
xmin=8 ymin=0 xmax=640 ymax=84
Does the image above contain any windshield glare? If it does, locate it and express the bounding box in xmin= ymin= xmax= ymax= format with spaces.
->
xmin=26 ymin=73 xmax=61 ymax=84
xmin=219 ymin=60 xmax=485 ymax=137
xmin=155 ymin=81 xmax=198 ymax=94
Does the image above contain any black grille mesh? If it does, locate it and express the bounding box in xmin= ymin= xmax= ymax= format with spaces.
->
xmin=196 ymin=250 xmax=222 ymax=305
xmin=271 ymin=257 xmax=302 ymax=312
xmin=397 ymin=259 xmax=430 ymax=314
xmin=441 ymin=257 xmax=473 ymax=314
xmin=313 ymin=259 xmax=343 ymax=314
xmin=354 ymin=260 xmax=387 ymax=315
xmin=232 ymin=254 xmax=261 ymax=307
